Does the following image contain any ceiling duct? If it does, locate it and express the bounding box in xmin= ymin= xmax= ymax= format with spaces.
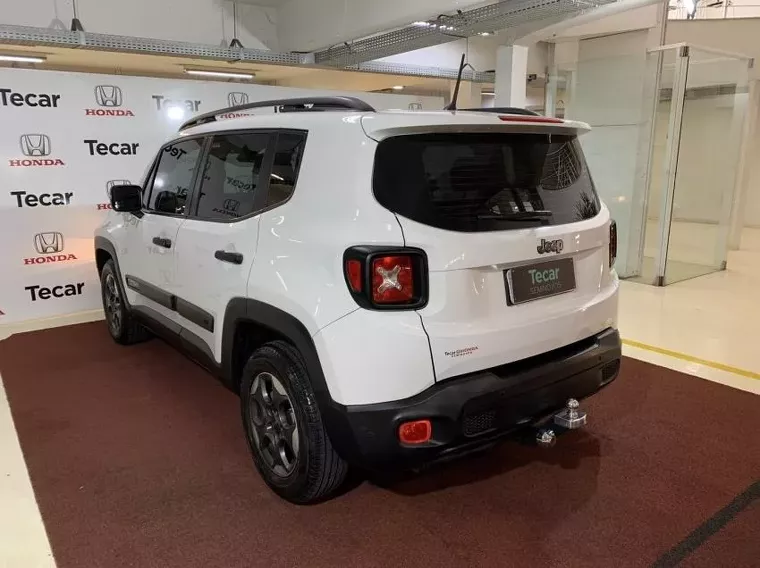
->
xmin=313 ymin=0 xmax=617 ymax=67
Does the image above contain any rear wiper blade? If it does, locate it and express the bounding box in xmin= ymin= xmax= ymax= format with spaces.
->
xmin=477 ymin=210 xmax=552 ymax=221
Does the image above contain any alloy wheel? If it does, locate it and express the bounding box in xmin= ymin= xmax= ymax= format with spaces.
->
xmin=104 ymin=273 xmax=122 ymax=335
xmin=248 ymin=372 xmax=300 ymax=478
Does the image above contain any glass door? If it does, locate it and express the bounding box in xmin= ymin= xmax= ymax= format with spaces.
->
xmin=663 ymin=47 xmax=750 ymax=284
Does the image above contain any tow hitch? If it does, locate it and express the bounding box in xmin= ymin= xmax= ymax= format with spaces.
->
xmin=553 ymin=398 xmax=587 ymax=429
xmin=534 ymin=399 xmax=587 ymax=448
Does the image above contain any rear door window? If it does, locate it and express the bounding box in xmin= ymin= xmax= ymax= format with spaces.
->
xmin=373 ymin=133 xmax=600 ymax=232
xmin=194 ymin=132 xmax=271 ymax=221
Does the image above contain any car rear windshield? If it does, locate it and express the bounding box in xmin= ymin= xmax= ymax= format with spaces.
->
xmin=373 ymin=133 xmax=600 ymax=232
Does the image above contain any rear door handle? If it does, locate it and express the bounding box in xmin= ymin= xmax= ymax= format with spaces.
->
xmin=152 ymin=237 xmax=172 ymax=249
xmin=215 ymin=250 xmax=243 ymax=265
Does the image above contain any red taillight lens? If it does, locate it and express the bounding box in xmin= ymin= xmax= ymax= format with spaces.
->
xmin=398 ymin=419 xmax=432 ymax=444
xmin=609 ymin=219 xmax=617 ymax=268
xmin=372 ymin=255 xmax=414 ymax=304
xmin=345 ymin=259 xmax=363 ymax=293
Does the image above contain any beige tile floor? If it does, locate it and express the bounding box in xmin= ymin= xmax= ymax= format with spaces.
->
xmin=619 ymin=227 xmax=760 ymax=390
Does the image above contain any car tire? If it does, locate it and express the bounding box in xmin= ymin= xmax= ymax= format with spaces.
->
xmin=100 ymin=259 xmax=151 ymax=345
xmin=240 ymin=340 xmax=348 ymax=504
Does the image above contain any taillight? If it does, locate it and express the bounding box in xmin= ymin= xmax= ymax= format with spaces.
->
xmin=372 ymin=255 xmax=414 ymax=304
xmin=609 ymin=219 xmax=617 ymax=268
xmin=343 ymin=247 xmax=428 ymax=310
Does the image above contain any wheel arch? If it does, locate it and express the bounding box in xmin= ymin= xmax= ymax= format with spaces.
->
xmin=222 ymin=297 xmax=357 ymax=461
xmin=221 ymin=298 xmax=329 ymax=396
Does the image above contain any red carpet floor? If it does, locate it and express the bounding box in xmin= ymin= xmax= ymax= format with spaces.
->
xmin=1 ymin=322 xmax=758 ymax=568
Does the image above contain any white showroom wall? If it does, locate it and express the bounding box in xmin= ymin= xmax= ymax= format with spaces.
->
xmin=0 ymin=67 xmax=442 ymax=325
xmin=0 ymin=0 xmax=279 ymax=50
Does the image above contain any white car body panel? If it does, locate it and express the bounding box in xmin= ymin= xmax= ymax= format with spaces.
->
xmin=96 ymin=108 xmax=618 ymax=408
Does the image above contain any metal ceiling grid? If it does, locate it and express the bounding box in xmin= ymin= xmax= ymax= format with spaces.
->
xmin=352 ymin=61 xmax=496 ymax=83
xmin=0 ymin=24 xmax=302 ymax=65
xmin=0 ymin=23 xmax=499 ymax=83
xmin=0 ymin=25 xmax=82 ymax=47
xmin=314 ymin=0 xmax=618 ymax=66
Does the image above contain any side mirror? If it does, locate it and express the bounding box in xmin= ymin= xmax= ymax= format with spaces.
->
xmin=109 ymin=184 xmax=142 ymax=213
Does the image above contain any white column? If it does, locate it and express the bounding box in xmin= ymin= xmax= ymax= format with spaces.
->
xmin=494 ymin=45 xmax=528 ymax=108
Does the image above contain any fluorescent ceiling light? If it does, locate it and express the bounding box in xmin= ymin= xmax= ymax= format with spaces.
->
xmin=412 ymin=21 xmax=431 ymax=27
xmin=392 ymin=85 xmax=404 ymax=90
xmin=482 ymin=92 xmax=495 ymax=96
xmin=479 ymin=32 xmax=492 ymax=36
xmin=0 ymin=54 xmax=46 ymax=63
xmin=185 ymin=69 xmax=254 ymax=79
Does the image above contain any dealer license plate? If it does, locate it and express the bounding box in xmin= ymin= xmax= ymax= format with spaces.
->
xmin=505 ymin=257 xmax=576 ymax=305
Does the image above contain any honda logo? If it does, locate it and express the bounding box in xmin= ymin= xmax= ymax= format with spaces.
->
xmin=228 ymin=92 xmax=249 ymax=106
xmin=94 ymin=85 xmax=123 ymax=107
xmin=223 ymin=199 xmax=240 ymax=212
xmin=19 ymin=134 xmax=51 ymax=157
xmin=34 ymin=232 xmax=64 ymax=254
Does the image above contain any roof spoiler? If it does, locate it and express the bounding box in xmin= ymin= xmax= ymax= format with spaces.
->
xmin=179 ymin=96 xmax=376 ymax=131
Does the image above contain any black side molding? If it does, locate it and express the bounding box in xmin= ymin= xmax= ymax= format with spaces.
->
xmin=125 ymin=275 xmax=173 ymax=309
xmin=175 ymin=297 xmax=214 ymax=333
xmin=125 ymin=274 xmax=214 ymax=332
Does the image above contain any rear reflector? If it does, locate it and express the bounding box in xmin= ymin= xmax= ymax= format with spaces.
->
xmin=345 ymin=259 xmax=363 ymax=292
xmin=372 ymin=255 xmax=414 ymax=304
xmin=498 ymin=115 xmax=564 ymax=124
xmin=398 ymin=420 xmax=432 ymax=444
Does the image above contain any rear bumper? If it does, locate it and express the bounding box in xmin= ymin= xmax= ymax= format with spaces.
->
xmin=323 ymin=328 xmax=621 ymax=470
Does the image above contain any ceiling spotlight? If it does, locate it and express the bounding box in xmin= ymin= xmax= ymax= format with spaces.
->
xmin=184 ymin=69 xmax=254 ymax=80
xmin=392 ymin=85 xmax=404 ymax=91
xmin=0 ymin=54 xmax=46 ymax=63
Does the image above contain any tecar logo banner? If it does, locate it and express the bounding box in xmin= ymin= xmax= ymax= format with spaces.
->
xmin=0 ymin=67 xmax=438 ymax=324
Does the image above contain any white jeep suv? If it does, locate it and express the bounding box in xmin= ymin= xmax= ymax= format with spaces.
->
xmin=95 ymin=96 xmax=621 ymax=504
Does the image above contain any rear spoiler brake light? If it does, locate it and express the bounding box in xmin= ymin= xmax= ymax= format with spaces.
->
xmin=498 ymin=115 xmax=564 ymax=124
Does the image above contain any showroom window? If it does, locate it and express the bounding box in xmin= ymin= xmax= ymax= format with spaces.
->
xmin=194 ymin=132 xmax=270 ymax=221
xmin=266 ymin=132 xmax=307 ymax=209
xmin=145 ymin=138 xmax=204 ymax=215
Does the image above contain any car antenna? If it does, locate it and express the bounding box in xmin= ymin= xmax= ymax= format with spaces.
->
xmin=444 ymin=53 xmax=467 ymax=111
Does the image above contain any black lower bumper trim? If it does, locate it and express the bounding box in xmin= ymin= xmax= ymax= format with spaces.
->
xmin=324 ymin=328 xmax=621 ymax=470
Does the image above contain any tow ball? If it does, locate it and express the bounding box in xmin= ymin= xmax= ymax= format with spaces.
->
xmin=535 ymin=399 xmax=587 ymax=448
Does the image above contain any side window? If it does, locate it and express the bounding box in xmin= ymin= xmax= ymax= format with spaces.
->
xmin=145 ymin=138 xmax=204 ymax=215
xmin=195 ymin=133 xmax=270 ymax=221
xmin=267 ymin=132 xmax=306 ymax=208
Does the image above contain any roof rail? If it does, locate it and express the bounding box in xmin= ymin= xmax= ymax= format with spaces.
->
xmin=179 ymin=96 xmax=376 ymax=131
xmin=460 ymin=107 xmax=540 ymax=116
